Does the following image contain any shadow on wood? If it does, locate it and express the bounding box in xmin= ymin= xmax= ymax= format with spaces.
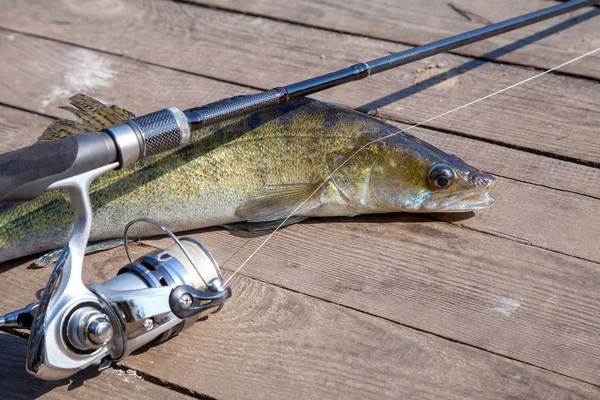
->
xmin=357 ymin=8 xmax=600 ymax=113
xmin=0 ymin=332 xmax=102 ymax=400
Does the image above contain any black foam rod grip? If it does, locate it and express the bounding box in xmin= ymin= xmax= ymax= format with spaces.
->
xmin=0 ymin=132 xmax=117 ymax=204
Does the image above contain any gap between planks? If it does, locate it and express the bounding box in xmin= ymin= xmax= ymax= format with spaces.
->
xmin=388 ymin=117 xmax=600 ymax=169
xmin=0 ymin=331 xmax=196 ymax=400
xmin=1 ymin=329 xmax=219 ymax=400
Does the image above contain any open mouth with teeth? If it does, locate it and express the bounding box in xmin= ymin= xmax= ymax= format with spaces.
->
xmin=423 ymin=190 xmax=495 ymax=212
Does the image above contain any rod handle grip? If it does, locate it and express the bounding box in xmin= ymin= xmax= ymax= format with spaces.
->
xmin=0 ymin=132 xmax=117 ymax=204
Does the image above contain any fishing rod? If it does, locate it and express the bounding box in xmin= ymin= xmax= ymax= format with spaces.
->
xmin=184 ymin=0 xmax=600 ymax=131
xmin=0 ymin=0 xmax=597 ymax=381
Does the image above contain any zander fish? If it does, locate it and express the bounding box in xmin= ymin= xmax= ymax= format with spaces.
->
xmin=0 ymin=95 xmax=495 ymax=263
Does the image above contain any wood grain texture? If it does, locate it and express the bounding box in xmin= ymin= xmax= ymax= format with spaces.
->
xmin=202 ymin=219 xmax=600 ymax=386
xmin=0 ymin=31 xmax=256 ymax=119
xmin=191 ymin=0 xmax=600 ymax=80
xmin=0 ymin=1 xmax=599 ymax=163
xmin=436 ymin=175 xmax=600 ymax=261
xmin=0 ymin=106 xmax=50 ymax=153
xmin=0 ymin=34 xmax=598 ymax=264
xmin=0 ymin=332 xmax=193 ymax=400
xmin=1 ymin=257 xmax=599 ymax=399
xmin=3 ymin=208 xmax=599 ymax=387
xmin=1 ymin=1 xmax=600 ymax=395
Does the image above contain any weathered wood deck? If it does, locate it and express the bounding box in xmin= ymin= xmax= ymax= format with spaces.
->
xmin=0 ymin=0 xmax=599 ymax=398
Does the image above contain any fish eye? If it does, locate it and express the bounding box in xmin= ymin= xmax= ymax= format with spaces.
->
xmin=428 ymin=164 xmax=455 ymax=189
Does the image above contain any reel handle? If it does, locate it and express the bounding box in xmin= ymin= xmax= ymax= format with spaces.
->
xmin=0 ymin=132 xmax=116 ymax=204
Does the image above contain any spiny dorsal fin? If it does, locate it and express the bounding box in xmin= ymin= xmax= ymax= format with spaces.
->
xmin=37 ymin=94 xmax=136 ymax=142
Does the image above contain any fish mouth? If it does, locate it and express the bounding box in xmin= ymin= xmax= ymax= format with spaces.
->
xmin=425 ymin=190 xmax=495 ymax=212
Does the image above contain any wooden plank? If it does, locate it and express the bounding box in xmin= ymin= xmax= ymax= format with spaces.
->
xmin=436 ymin=175 xmax=600 ymax=259
xmin=203 ymin=218 xmax=600 ymax=386
xmin=0 ymin=106 xmax=49 ymax=153
xmin=192 ymin=0 xmax=600 ymax=80
xmin=0 ymin=35 xmax=598 ymax=263
xmin=0 ymin=31 xmax=256 ymax=118
xmin=0 ymin=332 xmax=192 ymax=400
xmin=0 ymin=2 xmax=599 ymax=164
xmin=1 ymin=256 xmax=599 ymax=399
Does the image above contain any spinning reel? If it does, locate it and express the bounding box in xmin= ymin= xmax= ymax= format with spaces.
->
xmin=0 ymin=110 xmax=231 ymax=380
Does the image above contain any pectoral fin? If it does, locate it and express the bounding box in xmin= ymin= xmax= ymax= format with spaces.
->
xmin=235 ymin=183 xmax=322 ymax=223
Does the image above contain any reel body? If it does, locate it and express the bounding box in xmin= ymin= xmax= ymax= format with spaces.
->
xmin=0 ymin=165 xmax=230 ymax=380
xmin=88 ymin=232 xmax=230 ymax=364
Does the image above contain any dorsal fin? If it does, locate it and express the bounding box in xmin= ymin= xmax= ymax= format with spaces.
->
xmin=37 ymin=94 xmax=136 ymax=142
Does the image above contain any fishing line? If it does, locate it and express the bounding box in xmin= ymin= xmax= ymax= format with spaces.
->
xmin=223 ymin=45 xmax=600 ymax=287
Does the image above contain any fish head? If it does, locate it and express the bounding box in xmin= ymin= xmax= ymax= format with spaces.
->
xmin=332 ymin=131 xmax=496 ymax=213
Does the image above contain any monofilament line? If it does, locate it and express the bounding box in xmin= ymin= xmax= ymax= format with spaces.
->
xmin=223 ymin=45 xmax=600 ymax=287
